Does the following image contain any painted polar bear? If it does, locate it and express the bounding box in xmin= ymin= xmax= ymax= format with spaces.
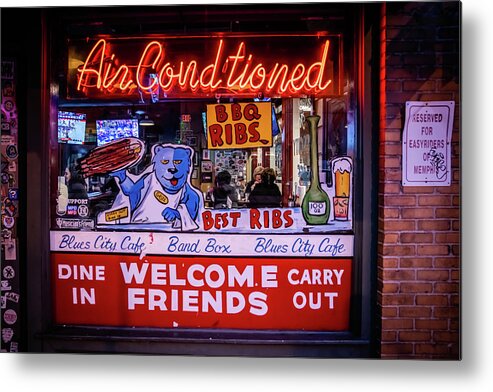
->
xmin=97 ymin=143 xmax=202 ymax=231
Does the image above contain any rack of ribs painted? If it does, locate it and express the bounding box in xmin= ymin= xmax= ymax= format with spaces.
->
xmin=79 ymin=137 xmax=145 ymax=177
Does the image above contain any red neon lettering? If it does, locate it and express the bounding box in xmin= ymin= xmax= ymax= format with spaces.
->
xmin=136 ymin=41 xmax=163 ymax=91
xmin=76 ymin=39 xmax=333 ymax=97
xmin=199 ymin=39 xmax=224 ymax=90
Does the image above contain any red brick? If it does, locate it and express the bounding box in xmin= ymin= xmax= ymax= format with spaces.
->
xmin=402 ymin=186 xmax=434 ymax=194
xmin=403 ymin=55 xmax=436 ymax=66
xmin=415 ymin=319 xmax=449 ymax=330
xmin=418 ymin=195 xmax=451 ymax=206
xmin=415 ymin=93 xmax=454 ymax=101
xmin=452 ymin=220 xmax=460 ymax=231
xmin=379 ymin=232 xmax=399 ymax=244
xmin=433 ymin=331 xmax=459 ymax=343
xmin=380 ymin=130 xmax=401 ymax=142
xmin=416 ymin=295 xmax=449 ymax=306
xmin=380 ymin=143 xmax=402 ymax=155
xmin=417 ymin=220 xmax=450 ymax=231
xmin=417 ymin=245 xmax=450 ymax=256
xmin=436 ymin=184 xmax=460 ymax=194
xmin=382 ymin=307 xmax=398 ymax=317
xmin=386 ymin=80 xmax=403 ymax=91
xmin=417 ymin=269 xmax=450 ymax=280
xmin=386 ymin=68 xmax=417 ymax=80
xmin=383 ymin=258 xmax=399 ymax=268
xmin=382 ymin=268 xmax=416 ymax=280
xmin=415 ymin=343 xmax=450 ymax=355
xmin=435 ymin=208 xmax=459 ymax=219
xmin=381 ymin=156 xmax=401 ymax=168
xmin=434 ymin=257 xmax=460 ymax=268
xmin=398 ymin=331 xmax=432 ymax=342
xmin=382 ymin=220 xmax=415 ymax=231
xmin=401 ymin=208 xmax=434 ymax=219
xmin=400 ymin=282 xmax=433 ymax=293
xmin=382 ymin=294 xmax=415 ymax=305
xmin=435 ymin=233 xmax=460 ymax=243
xmin=382 ymin=245 xmax=416 ymax=256
xmin=399 ymin=257 xmax=433 ymax=268
xmin=451 ymin=294 xmax=460 ymax=306
xmin=381 ymin=283 xmax=400 ymax=293
xmin=382 ymin=318 xmax=414 ymax=330
xmin=400 ymin=233 xmax=433 ymax=243
xmin=433 ymin=306 xmax=459 ymax=318
xmin=380 ymin=343 xmax=414 ymax=355
xmin=434 ymin=282 xmax=459 ymax=293
xmin=382 ymin=331 xmax=397 ymax=342
xmin=451 ymin=245 xmax=460 ymax=256
xmin=403 ymin=80 xmax=436 ymax=91
xmin=399 ymin=306 xmax=432 ymax=318
xmin=379 ymin=168 xmax=401 ymax=181
xmin=380 ymin=183 xmax=401 ymax=194
xmin=380 ymin=207 xmax=400 ymax=219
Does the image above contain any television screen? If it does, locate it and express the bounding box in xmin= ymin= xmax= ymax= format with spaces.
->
xmin=58 ymin=111 xmax=87 ymax=144
xmin=96 ymin=118 xmax=139 ymax=146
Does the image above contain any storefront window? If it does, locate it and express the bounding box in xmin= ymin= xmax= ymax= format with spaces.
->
xmin=49 ymin=19 xmax=359 ymax=333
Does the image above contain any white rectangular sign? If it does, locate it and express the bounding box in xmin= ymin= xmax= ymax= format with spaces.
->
xmin=50 ymin=231 xmax=354 ymax=258
xmin=402 ymin=101 xmax=454 ymax=186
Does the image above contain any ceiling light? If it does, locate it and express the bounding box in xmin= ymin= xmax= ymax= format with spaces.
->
xmin=139 ymin=116 xmax=154 ymax=126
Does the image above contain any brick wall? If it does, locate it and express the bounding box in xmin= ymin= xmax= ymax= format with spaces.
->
xmin=378 ymin=1 xmax=460 ymax=359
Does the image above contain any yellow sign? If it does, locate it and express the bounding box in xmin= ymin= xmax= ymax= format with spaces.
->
xmin=206 ymin=102 xmax=272 ymax=149
xmin=105 ymin=207 xmax=129 ymax=222
xmin=154 ymin=190 xmax=169 ymax=205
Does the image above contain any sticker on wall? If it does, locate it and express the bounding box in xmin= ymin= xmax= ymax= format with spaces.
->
xmin=2 ymin=216 xmax=14 ymax=229
xmin=3 ymin=265 xmax=15 ymax=279
xmin=5 ymin=292 xmax=19 ymax=303
xmin=3 ymin=309 xmax=17 ymax=325
xmin=7 ymin=188 xmax=18 ymax=201
xmin=55 ymin=218 xmax=95 ymax=230
xmin=1 ymin=328 xmax=13 ymax=343
xmin=3 ymin=239 xmax=16 ymax=260
xmin=5 ymin=144 xmax=18 ymax=160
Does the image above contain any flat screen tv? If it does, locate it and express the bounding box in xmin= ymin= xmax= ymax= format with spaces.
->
xmin=58 ymin=111 xmax=87 ymax=144
xmin=96 ymin=118 xmax=139 ymax=146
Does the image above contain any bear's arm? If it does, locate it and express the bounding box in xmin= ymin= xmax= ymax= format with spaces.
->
xmin=180 ymin=183 xmax=201 ymax=221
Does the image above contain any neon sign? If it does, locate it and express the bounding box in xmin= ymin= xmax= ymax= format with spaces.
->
xmin=68 ymin=35 xmax=340 ymax=99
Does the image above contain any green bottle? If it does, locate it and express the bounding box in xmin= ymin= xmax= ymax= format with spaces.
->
xmin=302 ymin=115 xmax=330 ymax=225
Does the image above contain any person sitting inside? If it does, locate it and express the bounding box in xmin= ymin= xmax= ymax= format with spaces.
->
xmin=64 ymin=164 xmax=88 ymax=199
xmin=212 ymin=170 xmax=238 ymax=209
xmin=245 ymin=165 xmax=264 ymax=200
xmin=247 ymin=167 xmax=282 ymax=208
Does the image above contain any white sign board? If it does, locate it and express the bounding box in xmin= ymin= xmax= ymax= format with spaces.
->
xmin=402 ymin=101 xmax=454 ymax=186
xmin=50 ymin=231 xmax=354 ymax=258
